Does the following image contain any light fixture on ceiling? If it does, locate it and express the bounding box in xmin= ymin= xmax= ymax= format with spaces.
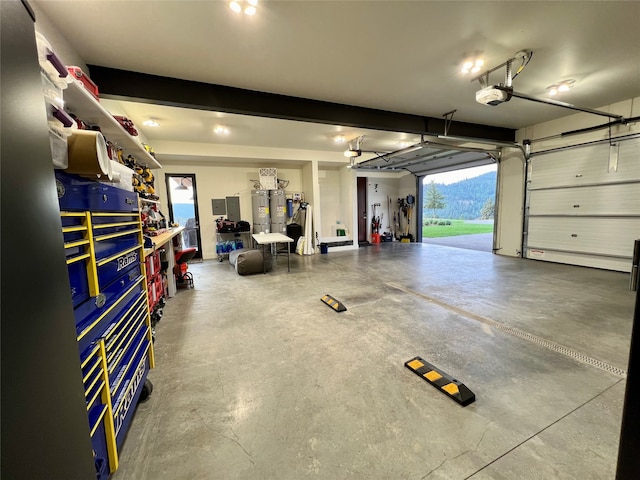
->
xmin=143 ymin=119 xmax=160 ymax=127
xmin=344 ymin=136 xmax=364 ymax=158
xmin=175 ymin=178 xmax=189 ymax=191
xmin=333 ymin=134 xmax=346 ymax=143
xmin=461 ymin=58 xmax=484 ymax=74
xmin=214 ymin=126 xmax=230 ymax=135
xmin=229 ymin=0 xmax=258 ymax=15
xmin=547 ymin=79 xmax=575 ymax=96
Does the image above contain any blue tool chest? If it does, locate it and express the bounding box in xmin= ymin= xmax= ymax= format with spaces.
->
xmin=57 ymin=171 xmax=155 ymax=479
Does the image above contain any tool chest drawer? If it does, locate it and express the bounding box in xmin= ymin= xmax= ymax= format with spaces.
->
xmin=75 ymin=275 xmax=145 ymax=355
xmin=95 ymin=244 xmax=142 ymax=291
xmin=80 ymin=342 xmax=116 ymax=479
xmin=56 ymin=171 xmax=138 ymax=213
xmin=93 ymin=218 xmax=142 ymax=260
xmin=89 ymin=405 xmax=111 ymax=480
xmin=112 ymin=342 xmax=150 ymax=447
xmin=81 ymin=345 xmax=106 ymax=411
xmin=104 ymin=296 xmax=148 ymax=378
xmin=61 ymin=213 xmax=93 ymax=306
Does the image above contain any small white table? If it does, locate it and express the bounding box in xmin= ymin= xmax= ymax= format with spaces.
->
xmin=251 ymin=233 xmax=294 ymax=273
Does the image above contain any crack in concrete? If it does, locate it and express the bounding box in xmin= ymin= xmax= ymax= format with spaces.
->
xmin=224 ymin=427 xmax=255 ymax=465
xmin=419 ymin=423 xmax=492 ymax=479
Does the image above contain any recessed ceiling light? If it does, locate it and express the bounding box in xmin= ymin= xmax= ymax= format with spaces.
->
xmin=214 ymin=126 xmax=230 ymax=135
xmin=333 ymin=134 xmax=346 ymax=143
xmin=229 ymin=0 xmax=258 ymax=15
xmin=143 ymin=119 xmax=160 ymax=127
xmin=461 ymin=58 xmax=484 ymax=74
xmin=546 ymin=79 xmax=575 ymax=96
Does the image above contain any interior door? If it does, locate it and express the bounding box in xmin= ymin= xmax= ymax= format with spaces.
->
xmin=357 ymin=176 xmax=368 ymax=244
xmin=165 ymin=174 xmax=203 ymax=259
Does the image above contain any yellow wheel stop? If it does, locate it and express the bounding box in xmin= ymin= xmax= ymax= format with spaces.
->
xmin=320 ymin=294 xmax=347 ymax=312
xmin=404 ymin=356 xmax=475 ymax=406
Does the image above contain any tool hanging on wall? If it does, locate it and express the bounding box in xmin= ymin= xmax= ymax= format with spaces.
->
xmin=398 ymin=195 xmax=415 ymax=242
xmin=371 ymin=203 xmax=382 ymax=234
xmin=393 ymin=210 xmax=398 ymax=239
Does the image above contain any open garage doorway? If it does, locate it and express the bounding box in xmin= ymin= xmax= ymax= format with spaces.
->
xmin=421 ymin=164 xmax=497 ymax=253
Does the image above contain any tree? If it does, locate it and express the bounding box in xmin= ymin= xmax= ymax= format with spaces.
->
xmin=480 ymin=198 xmax=495 ymax=220
xmin=424 ymin=181 xmax=446 ymax=218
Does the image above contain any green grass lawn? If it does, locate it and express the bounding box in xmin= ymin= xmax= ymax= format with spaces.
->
xmin=422 ymin=219 xmax=494 ymax=238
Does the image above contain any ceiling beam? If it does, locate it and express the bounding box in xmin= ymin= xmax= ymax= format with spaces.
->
xmin=88 ymin=65 xmax=515 ymax=143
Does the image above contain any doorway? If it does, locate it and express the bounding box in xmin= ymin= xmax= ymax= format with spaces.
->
xmin=420 ymin=164 xmax=497 ymax=253
xmin=357 ymin=177 xmax=368 ymax=245
xmin=165 ymin=174 xmax=203 ymax=260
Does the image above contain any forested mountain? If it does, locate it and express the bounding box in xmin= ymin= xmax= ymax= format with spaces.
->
xmin=423 ymin=171 xmax=497 ymax=220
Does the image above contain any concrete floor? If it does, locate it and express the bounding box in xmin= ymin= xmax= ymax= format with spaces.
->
xmin=113 ymin=242 xmax=635 ymax=480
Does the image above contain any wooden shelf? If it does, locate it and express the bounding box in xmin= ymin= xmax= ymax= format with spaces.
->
xmin=64 ymin=80 xmax=162 ymax=169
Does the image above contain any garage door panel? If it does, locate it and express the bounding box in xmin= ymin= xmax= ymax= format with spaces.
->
xmin=525 ymin=248 xmax=632 ymax=272
xmin=530 ymin=139 xmax=640 ymax=189
xmin=527 ymin=217 xmax=640 ymax=257
xmin=528 ymin=183 xmax=640 ymax=216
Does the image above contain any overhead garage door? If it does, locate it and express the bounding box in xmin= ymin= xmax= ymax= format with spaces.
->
xmin=524 ymin=136 xmax=640 ymax=272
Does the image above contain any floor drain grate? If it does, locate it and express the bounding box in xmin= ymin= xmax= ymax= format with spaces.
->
xmin=386 ymin=282 xmax=627 ymax=378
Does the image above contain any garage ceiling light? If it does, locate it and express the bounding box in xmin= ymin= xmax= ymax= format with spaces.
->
xmin=214 ymin=126 xmax=230 ymax=135
xmin=461 ymin=58 xmax=484 ymax=74
xmin=547 ymin=79 xmax=575 ymax=96
xmin=229 ymin=0 xmax=258 ymax=15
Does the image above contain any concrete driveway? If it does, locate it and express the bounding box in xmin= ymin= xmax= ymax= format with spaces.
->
xmin=422 ymin=232 xmax=493 ymax=252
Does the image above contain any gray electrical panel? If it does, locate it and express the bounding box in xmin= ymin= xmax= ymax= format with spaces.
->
xmin=226 ymin=196 xmax=241 ymax=222
xmin=212 ymin=198 xmax=226 ymax=216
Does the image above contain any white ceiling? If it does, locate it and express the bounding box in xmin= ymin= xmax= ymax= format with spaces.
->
xmin=34 ymin=1 xmax=640 ymax=167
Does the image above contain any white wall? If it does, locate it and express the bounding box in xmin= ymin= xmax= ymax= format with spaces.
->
xmin=157 ymin=162 xmax=303 ymax=260
xmin=32 ymin=3 xmax=89 ymax=74
xmin=318 ymin=169 xmax=342 ymax=237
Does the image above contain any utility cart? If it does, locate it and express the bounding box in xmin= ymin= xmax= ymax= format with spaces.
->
xmin=215 ymin=217 xmax=252 ymax=262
